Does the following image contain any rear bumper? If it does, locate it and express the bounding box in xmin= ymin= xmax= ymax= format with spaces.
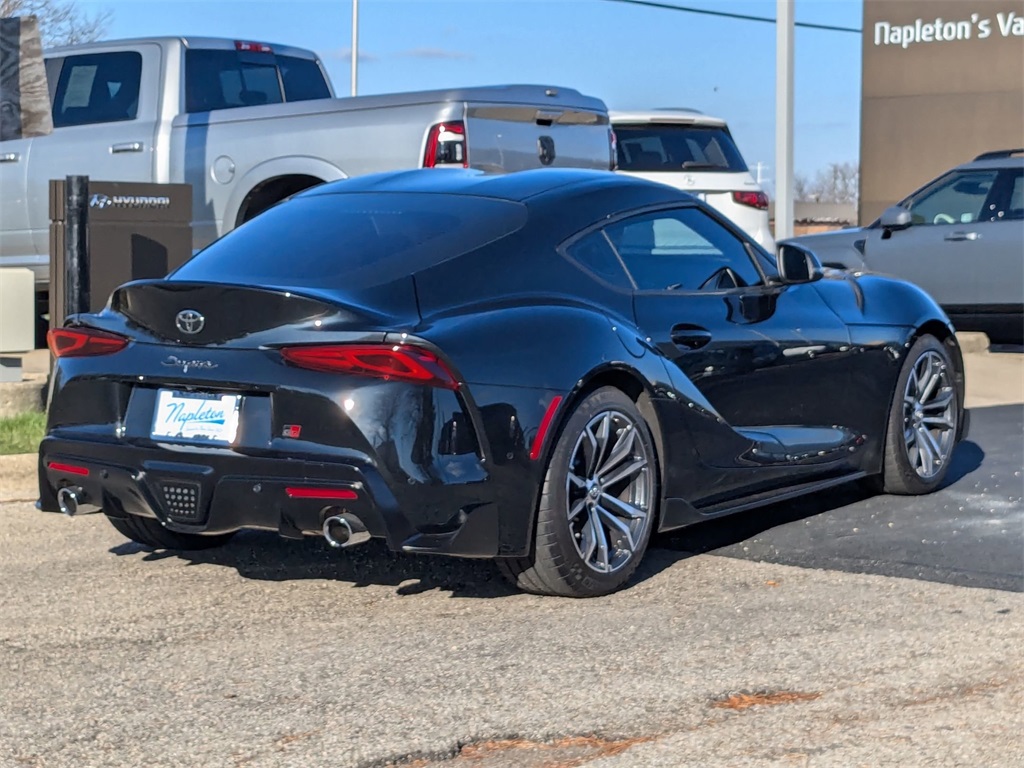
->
xmin=39 ymin=436 xmax=502 ymax=557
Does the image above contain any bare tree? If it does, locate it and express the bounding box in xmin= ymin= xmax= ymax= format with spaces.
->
xmin=796 ymin=162 xmax=859 ymax=204
xmin=1 ymin=0 xmax=110 ymax=47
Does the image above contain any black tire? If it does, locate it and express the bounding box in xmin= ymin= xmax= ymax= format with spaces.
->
xmin=878 ymin=335 xmax=960 ymax=495
xmin=499 ymin=387 xmax=659 ymax=597
xmin=105 ymin=514 xmax=235 ymax=551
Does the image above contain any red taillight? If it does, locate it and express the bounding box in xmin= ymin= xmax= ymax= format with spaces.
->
xmin=47 ymin=327 xmax=129 ymax=358
xmin=732 ymin=190 xmax=770 ymax=210
xmin=285 ymin=487 xmax=358 ymax=500
xmin=422 ymin=121 xmax=468 ymax=168
xmin=47 ymin=461 xmax=89 ymax=476
xmin=529 ymin=395 xmax=563 ymax=461
xmin=280 ymin=344 xmax=459 ymax=390
xmin=235 ymin=40 xmax=273 ymax=53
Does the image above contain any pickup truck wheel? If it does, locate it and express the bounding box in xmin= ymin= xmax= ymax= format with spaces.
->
xmin=106 ymin=514 xmax=235 ymax=551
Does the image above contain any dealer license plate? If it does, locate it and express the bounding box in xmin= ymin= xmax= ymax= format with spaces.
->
xmin=151 ymin=390 xmax=241 ymax=444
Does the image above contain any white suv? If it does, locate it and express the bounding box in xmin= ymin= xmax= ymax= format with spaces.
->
xmin=611 ymin=110 xmax=774 ymax=250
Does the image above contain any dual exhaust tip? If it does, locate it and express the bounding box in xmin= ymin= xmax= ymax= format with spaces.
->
xmin=322 ymin=512 xmax=371 ymax=549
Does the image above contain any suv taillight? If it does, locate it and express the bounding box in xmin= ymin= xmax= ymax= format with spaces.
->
xmin=423 ymin=121 xmax=468 ymax=168
xmin=732 ymin=190 xmax=769 ymax=210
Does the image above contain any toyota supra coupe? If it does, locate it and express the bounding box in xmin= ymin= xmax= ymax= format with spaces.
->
xmin=40 ymin=169 xmax=968 ymax=597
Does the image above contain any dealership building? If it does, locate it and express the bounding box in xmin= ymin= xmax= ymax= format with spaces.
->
xmin=859 ymin=0 xmax=1024 ymax=224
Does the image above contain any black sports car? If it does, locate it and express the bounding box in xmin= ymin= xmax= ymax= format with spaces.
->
xmin=41 ymin=169 xmax=968 ymax=597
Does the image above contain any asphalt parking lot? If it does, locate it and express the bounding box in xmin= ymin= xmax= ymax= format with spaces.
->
xmin=1 ymin=352 xmax=1021 ymax=767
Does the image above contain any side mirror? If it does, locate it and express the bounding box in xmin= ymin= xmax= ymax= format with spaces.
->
xmin=880 ymin=204 xmax=912 ymax=230
xmin=776 ymin=243 xmax=824 ymax=284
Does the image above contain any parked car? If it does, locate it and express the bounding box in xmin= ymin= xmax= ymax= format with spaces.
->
xmin=787 ymin=150 xmax=1024 ymax=344
xmin=611 ymin=109 xmax=774 ymax=250
xmin=41 ymin=169 xmax=966 ymax=597
xmin=0 ymin=35 xmax=614 ymax=295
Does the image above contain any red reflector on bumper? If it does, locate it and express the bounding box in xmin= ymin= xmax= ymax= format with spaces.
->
xmin=530 ymin=395 xmax=563 ymax=461
xmin=47 ymin=461 xmax=90 ymax=476
xmin=285 ymin=487 xmax=358 ymax=500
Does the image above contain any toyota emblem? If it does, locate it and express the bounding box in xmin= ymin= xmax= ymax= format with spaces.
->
xmin=175 ymin=309 xmax=205 ymax=335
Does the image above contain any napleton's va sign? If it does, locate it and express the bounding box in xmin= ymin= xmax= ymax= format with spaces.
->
xmin=874 ymin=9 xmax=1024 ymax=48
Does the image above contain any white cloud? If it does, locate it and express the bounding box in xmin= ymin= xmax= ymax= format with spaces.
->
xmin=399 ymin=47 xmax=474 ymax=61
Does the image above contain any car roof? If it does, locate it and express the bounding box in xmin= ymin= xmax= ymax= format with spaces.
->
xmin=301 ymin=167 xmax=688 ymax=204
xmin=956 ymin=149 xmax=1024 ymax=171
xmin=610 ymin=109 xmax=727 ymax=128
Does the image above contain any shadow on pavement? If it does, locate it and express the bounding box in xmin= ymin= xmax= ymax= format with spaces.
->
xmin=108 ymin=429 xmax=1002 ymax=596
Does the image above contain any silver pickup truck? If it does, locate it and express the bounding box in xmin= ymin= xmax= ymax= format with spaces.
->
xmin=0 ymin=36 xmax=615 ymax=292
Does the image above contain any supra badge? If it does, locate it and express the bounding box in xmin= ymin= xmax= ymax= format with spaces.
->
xmin=175 ymin=309 xmax=205 ymax=335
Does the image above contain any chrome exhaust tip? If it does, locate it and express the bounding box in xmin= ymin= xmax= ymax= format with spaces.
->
xmin=57 ymin=486 xmax=82 ymax=517
xmin=322 ymin=512 xmax=371 ymax=549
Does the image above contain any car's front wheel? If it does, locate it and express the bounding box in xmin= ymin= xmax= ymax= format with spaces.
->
xmin=499 ymin=387 xmax=658 ymax=597
xmin=106 ymin=514 xmax=235 ymax=550
xmin=878 ymin=335 xmax=960 ymax=495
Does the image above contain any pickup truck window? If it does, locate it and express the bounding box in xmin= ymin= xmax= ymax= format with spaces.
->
xmin=279 ymin=56 xmax=332 ymax=101
xmin=51 ymin=52 xmax=141 ymax=127
xmin=185 ymin=49 xmax=330 ymax=113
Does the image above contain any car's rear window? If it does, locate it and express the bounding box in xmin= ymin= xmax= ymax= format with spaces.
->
xmin=615 ymin=124 xmax=748 ymax=173
xmin=184 ymin=49 xmax=330 ymax=113
xmin=172 ymin=192 xmax=528 ymax=290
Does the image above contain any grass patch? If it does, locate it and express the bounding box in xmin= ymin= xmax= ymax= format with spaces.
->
xmin=0 ymin=411 xmax=46 ymax=455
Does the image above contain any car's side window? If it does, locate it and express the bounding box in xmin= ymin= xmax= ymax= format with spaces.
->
xmin=51 ymin=52 xmax=142 ymax=128
xmin=904 ymin=170 xmax=1000 ymax=226
xmin=563 ymin=230 xmax=633 ymax=289
xmin=602 ymin=207 xmax=762 ymax=291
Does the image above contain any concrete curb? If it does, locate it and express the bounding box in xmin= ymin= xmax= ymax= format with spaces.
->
xmin=0 ymin=375 xmax=46 ymax=419
xmin=956 ymin=332 xmax=990 ymax=355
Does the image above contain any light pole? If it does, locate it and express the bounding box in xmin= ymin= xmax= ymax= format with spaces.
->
xmin=775 ymin=0 xmax=794 ymax=241
xmin=350 ymin=0 xmax=359 ymax=97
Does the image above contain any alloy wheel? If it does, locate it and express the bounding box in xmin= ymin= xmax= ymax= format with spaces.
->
xmin=902 ymin=349 xmax=957 ymax=479
xmin=566 ymin=410 xmax=654 ymax=574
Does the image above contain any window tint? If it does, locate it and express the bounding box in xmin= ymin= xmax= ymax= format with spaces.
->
xmin=604 ymin=207 xmax=761 ymax=291
xmin=904 ymin=170 xmax=999 ymax=225
xmin=564 ymin=231 xmax=631 ymax=289
xmin=52 ymin=52 xmax=141 ymax=127
xmin=279 ymin=55 xmax=331 ymax=101
xmin=615 ymin=124 xmax=748 ymax=173
xmin=185 ymin=50 xmax=331 ymax=113
xmin=186 ymin=49 xmax=282 ymax=112
xmin=172 ymin=193 xmax=528 ymax=290
xmin=987 ymin=169 xmax=1023 ymax=221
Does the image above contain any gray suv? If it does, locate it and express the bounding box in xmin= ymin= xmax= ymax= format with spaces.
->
xmin=788 ymin=150 xmax=1023 ymax=343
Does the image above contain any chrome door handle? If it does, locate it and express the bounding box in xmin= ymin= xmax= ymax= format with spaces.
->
xmin=110 ymin=142 xmax=144 ymax=153
xmin=944 ymin=231 xmax=980 ymax=242
xmin=0 ymin=152 xmax=19 ymax=163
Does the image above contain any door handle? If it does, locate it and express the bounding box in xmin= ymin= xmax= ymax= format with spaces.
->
xmin=944 ymin=231 xmax=980 ymax=242
xmin=0 ymin=152 xmax=19 ymax=163
xmin=110 ymin=142 xmax=144 ymax=153
xmin=670 ymin=325 xmax=713 ymax=350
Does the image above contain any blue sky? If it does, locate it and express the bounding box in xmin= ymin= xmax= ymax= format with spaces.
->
xmin=82 ymin=0 xmax=863 ymax=185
